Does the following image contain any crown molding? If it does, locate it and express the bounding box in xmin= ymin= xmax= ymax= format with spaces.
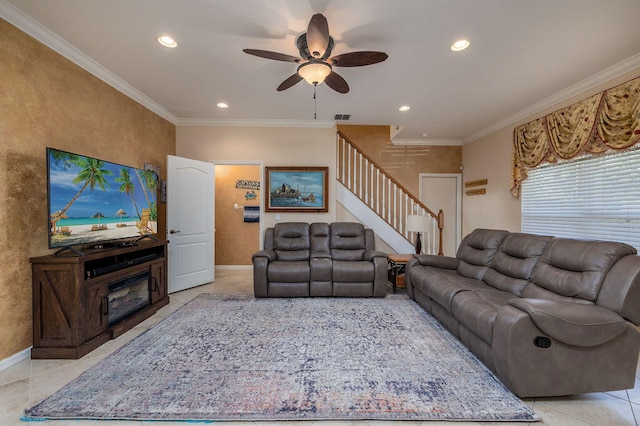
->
xmin=391 ymin=138 xmax=463 ymax=146
xmin=463 ymin=52 xmax=640 ymax=144
xmin=176 ymin=117 xmax=336 ymax=128
xmin=0 ymin=1 xmax=180 ymax=125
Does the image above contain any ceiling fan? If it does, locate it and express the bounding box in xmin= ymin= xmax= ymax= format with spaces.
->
xmin=243 ymin=13 xmax=388 ymax=94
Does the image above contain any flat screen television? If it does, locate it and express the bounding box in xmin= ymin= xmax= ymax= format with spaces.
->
xmin=47 ymin=147 xmax=158 ymax=252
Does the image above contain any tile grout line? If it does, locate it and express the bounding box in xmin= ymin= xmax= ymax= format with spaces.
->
xmin=628 ymin=390 xmax=639 ymax=426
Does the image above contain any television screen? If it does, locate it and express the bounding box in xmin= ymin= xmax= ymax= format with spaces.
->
xmin=47 ymin=148 xmax=158 ymax=250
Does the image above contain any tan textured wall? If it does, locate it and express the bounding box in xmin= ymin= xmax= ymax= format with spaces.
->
xmin=461 ymin=67 xmax=640 ymax=236
xmin=215 ymin=165 xmax=260 ymax=265
xmin=337 ymin=125 xmax=462 ymax=196
xmin=0 ymin=19 xmax=175 ymax=360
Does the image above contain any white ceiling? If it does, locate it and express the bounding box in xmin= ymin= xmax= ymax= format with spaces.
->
xmin=3 ymin=0 xmax=640 ymax=143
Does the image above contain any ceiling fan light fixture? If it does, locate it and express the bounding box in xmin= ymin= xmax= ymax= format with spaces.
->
xmin=297 ymin=61 xmax=332 ymax=85
xmin=157 ymin=35 xmax=177 ymax=48
xmin=450 ymin=39 xmax=470 ymax=52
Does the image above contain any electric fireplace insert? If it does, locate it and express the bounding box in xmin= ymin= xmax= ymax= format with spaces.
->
xmin=108 ymin=272 xmax=151 ymax=326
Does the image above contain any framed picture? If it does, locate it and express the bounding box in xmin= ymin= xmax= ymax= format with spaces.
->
xmin=265 ymin=166 xmax=328 ymax=212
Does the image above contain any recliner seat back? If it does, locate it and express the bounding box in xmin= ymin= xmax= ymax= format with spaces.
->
xmin=330 ymin=222 xmax=367 ymax=261
xmin=524 ymin=238 xmax=637 ymax=302
xmin=273 ymin=222 xmax=310 ymax=261
xmin=483 ymin=233 xmax=552 ymax=296
xmin=455 ymin=229 xmax=510 ymax=279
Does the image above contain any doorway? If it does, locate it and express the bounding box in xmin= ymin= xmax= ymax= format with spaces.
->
xmin=419 ymin=173 xmax=462 ymax=256
xmin=214 ymin=162 xmax=263 ymax=266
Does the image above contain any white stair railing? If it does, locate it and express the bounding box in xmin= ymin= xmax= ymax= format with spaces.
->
xmin=337 ymin=131 xmax=444 ymax=255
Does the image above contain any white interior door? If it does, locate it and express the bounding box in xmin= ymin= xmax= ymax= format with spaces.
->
xmin=420 ymin=173 xmax=462 ymax=257
xmin=167 ymin=155 xmax=215 ymax=293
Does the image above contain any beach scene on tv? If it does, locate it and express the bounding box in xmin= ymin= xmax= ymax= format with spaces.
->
xmin=48 ymin=148 xmax=158 ymax=249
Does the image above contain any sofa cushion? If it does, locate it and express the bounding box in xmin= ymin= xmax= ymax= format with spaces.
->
xmin=330 ymin=222 xmax=366 ymax=261
xmin=267 ymin=260 xmax=310 ymax=282
xmin=452 ymin=289 xmax=519 ymax=345
xmin=273 ymin=222 xmax=310 ymax=261
xmin=529 ymin=238 xmax=636 ymax=302
xmin=483 ymin=233 xmax=552 ymax=296
xmin=421 ymin=269 xmax=490 ymax=310
xmin=456 ymin=229 xmax=510 ymax=279
xmin=332 ymin=260 xmax=374 ymax=282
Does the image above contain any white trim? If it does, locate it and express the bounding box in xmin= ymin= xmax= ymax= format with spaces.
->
xmin=419 ymin=173 xmax=462 ymax=250
xmin=392 ymin=138 xmax=464 ymax=146
xmin=177 ymin=118 xmax=336 ymax=129
xmin=0 ymin=347 xmax=30 ymax=372
xmin=463 ymin=53 xmax=640 ymax=144
xmin=215 ymin=265 xmax=252 ymax=270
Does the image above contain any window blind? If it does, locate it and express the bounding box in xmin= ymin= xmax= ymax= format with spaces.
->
xmin=521 ymin=148 xmax=640 ymax=250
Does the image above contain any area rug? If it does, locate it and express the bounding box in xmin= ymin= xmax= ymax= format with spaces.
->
xmin=24 ymin=294 xmax=540 ymax=422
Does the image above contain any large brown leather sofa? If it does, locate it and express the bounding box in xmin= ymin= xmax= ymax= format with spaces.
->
xmin=405 ymin=228 xmax=640 ymax=398
xmin=253 ymin=222 xmax=388 ymax=297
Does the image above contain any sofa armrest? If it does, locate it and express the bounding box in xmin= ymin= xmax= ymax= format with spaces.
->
xmin=364 ymin=250 xmax=388 ymax=262
xmin=413 ymin=254 xmax=459 ymax=269
xmin=492 ymin=304 xmax=640 ymax=397
xmin=508 ymin=298 xmax=627 ymax=347
xmin=252 ymin=249 xmax=276 ymax=262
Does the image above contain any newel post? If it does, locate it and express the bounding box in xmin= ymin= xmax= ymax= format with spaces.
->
xmin=437 ymin=209 xmax=444 ymax=256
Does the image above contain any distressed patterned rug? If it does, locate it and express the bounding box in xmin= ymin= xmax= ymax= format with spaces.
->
xmin=24 ymin=294 xmax=539 ymax=422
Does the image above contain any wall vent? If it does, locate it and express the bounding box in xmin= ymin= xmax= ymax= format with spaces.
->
xmin=334 ymin=114 xmax=351 ymax=121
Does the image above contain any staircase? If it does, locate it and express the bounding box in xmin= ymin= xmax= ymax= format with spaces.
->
xmin=336 ymin=131 xmax=443 ymax=255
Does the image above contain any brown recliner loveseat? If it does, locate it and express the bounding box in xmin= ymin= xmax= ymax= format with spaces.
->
xmin=405 ymin=228 xmax=640 ymax=398
xmin=253 ymin=222 xmax=388 ymax=297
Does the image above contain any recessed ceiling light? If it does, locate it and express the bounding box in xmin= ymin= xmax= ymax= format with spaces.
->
xmin=157 ymin=35 xmax=177 ymax=48
xmin=399 ymin=105 xmax=411 ymax=112
xmin=216 ymin=102 xmax=229 ymax=109
xmin=450 ymin=39 xmax=470 ymax=52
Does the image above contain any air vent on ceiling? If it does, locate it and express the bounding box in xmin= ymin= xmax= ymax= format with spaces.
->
xmin=334 ymin=114 xmax=351 ymax=121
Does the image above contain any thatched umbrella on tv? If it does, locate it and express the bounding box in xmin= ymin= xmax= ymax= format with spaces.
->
xmin=115 ymin=208 xmax=127 ymax=227
xmin=93 ymin=211 xmax=105 ymax=228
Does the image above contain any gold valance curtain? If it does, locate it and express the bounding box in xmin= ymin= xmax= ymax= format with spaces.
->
xmin=511 ymin=75 xmax=640 ymax=196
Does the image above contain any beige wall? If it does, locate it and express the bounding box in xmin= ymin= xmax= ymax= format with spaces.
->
xmin=0 ymin=19 xmax=175 ymax=360
xmin=177 ymin=126 xmax=337 ymax=229
xmin=461 ymin=66 xmax=640 ymax=236
xmin=214 ymin=164 xmax=260 ymax=265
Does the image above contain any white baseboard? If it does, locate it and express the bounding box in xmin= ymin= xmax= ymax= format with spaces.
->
xmin=215 ymin=265 xmax=252 ymax=270
xmin=0 ymin=347 xmax=31 ymax=372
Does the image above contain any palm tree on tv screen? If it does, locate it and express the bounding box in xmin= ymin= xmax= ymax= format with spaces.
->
xmin=135 ymin=169 xmax=158 ymax=220
xmin=50 ymin=155 xmax=112 ymax=226
xmin=116 ymin=168 xmax=141 ymax=219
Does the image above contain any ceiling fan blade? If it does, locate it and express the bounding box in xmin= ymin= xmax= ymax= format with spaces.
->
xmin=324 ymin=71 xmax=349 ymax=94
xmin=243 ymin=49 xmax=301 ymax=63
xmin=329 ymin=51 xmax=389 ymax=67
xmin=306 ymin=13 xmax=330 ymax=58
xmin=277 ymin=73 xmax=304 ymax=91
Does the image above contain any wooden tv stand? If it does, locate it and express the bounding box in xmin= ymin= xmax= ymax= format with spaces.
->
xmin=30 ymin=239 xmax=169 ymax=359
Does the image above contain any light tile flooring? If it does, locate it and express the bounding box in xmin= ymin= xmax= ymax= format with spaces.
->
xmin=2 ymin=269 xmax=640 ymax=426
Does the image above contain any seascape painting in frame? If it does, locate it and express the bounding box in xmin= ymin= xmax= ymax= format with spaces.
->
xmin=265 ymin=167 xmax=328 ymax=212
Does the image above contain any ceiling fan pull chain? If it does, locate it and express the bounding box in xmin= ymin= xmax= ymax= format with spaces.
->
xmin=313 ymin=83 xmax=317 ymax=120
